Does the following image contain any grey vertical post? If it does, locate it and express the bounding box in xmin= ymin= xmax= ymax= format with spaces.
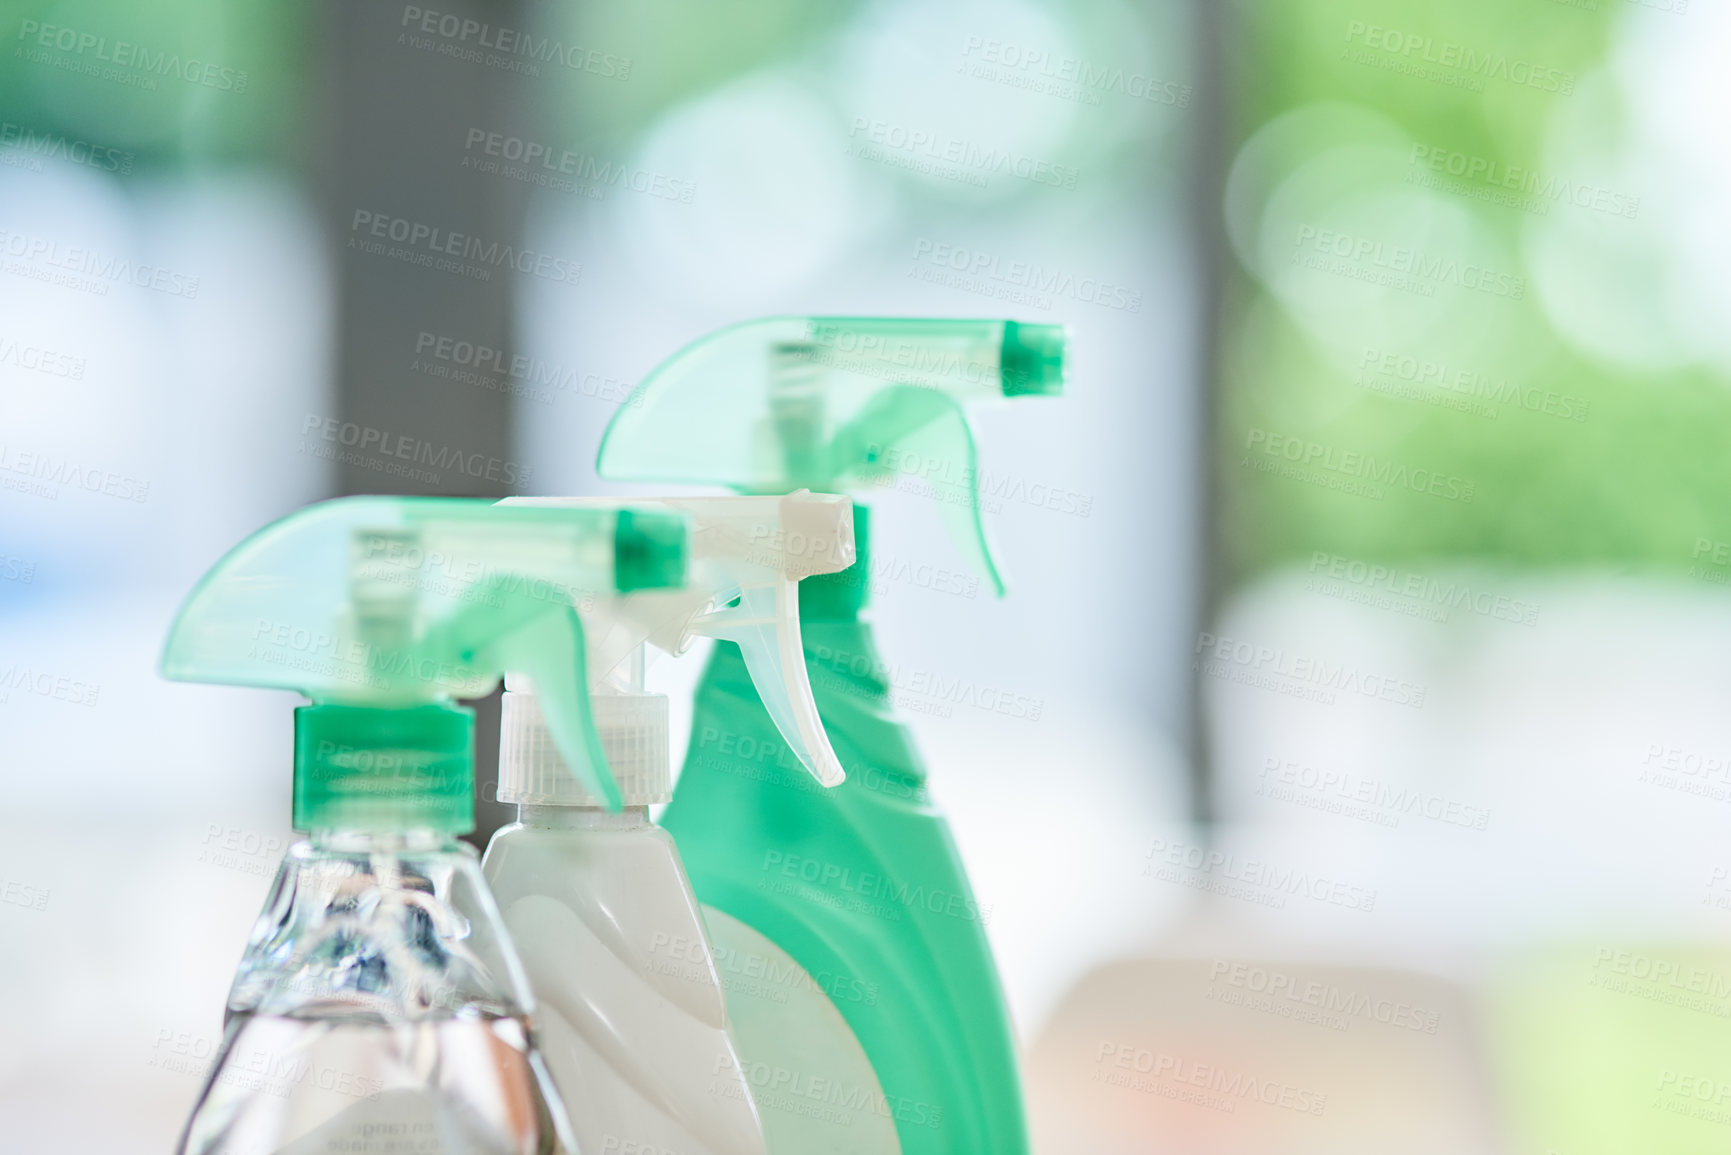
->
xmin=1187 ymin=0 xmax=1229 ymax=831
xmin=317 ymin=0 xmax=536 ymax=846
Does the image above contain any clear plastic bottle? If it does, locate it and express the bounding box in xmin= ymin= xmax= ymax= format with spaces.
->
xmin=178 ymin=830 xmax=574 ymax=1155
xmin=158 ymin=498 xmax=693 ymax=1155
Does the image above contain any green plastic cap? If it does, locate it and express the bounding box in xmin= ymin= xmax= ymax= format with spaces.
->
xmin=598 ymin=317 xmax=1069 ymax=599
xmin=161 ymin=496 xmax=691 ymax=826
xmin=1001 ymin=321 xmax=1067 ymax=396
xmin=616 ymin=507 xmax=689 ymax=593
xmin=294 ymin=703 xmax=474 ymax=832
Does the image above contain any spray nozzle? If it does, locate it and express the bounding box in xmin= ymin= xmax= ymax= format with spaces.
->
xmin=595 ymin=317 xmax=1066 ymax=597
xmin=160 ymin=497 xmax=690 ymax=830
xmin=500 ymin=492 xmax=855 ymax=798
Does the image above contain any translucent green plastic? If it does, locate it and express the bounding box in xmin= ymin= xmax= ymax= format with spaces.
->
xmin=599 ymin=317 xmax=1065 ymax=597
xmin=161 ymin=497 xmax=689 ymax=824
xmin=602 ymin=318 xmax=1066 ymax=1154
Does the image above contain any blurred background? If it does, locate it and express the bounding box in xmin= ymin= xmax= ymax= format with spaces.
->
xmin=3 ymin=0 xmax=1728 ymax=1150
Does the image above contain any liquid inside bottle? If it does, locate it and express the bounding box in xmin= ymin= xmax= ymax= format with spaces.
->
xmin=177 ymin=831 xmax=574 ymax=1155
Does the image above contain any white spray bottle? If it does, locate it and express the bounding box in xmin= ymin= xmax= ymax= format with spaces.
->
xmin=480 ymin=491 xmax=865 ymax=1154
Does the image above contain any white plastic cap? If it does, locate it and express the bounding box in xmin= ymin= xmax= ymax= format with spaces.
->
xmin=499 ymin=687 xmax=670 ymax=807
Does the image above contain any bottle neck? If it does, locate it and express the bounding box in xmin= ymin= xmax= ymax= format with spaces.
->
xmin=293 ymin=703 xmax=476 ymax=835
xmin=306 ymin=828 xmax=461 ymax=853
xmin=517 ymin=804 xmax=652 ymax=830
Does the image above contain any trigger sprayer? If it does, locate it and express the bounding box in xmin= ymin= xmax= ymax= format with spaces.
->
xmin=161 ymin=496 xmax=689 ymax=824
xmin=597 ymin=317 xmax=1064 ymax=593
xmin=491 ymin=490 xmax=856 ymax=810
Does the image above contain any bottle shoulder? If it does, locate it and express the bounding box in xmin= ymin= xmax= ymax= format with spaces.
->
xmin=483 ymin=821 xmax=728 ymax=1027
xmin=228 ymin=840 xmax=533 ymax=1021
xmin=484 ymin=822 xmax=698 ymax=920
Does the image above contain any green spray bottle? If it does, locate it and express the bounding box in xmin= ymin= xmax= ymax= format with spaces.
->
xmin=159 ymin=495 xmax=687 ymax=1155
xmin=598 ymin=318 xmax=1066 ymax=1154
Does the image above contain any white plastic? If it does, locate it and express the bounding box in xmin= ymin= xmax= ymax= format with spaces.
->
xmin=484 ymin=809 xmax=766 ymax=1155
xmin=500 ymin=685 xmax=670 ymax=807
xmin=703 ymin=908 xmax=902 ymax=1153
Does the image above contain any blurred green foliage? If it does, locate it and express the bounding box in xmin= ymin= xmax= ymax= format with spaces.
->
xmin=0 ymin=0 xmax=307 ymax=165
xmin=1220 ymin=0 xmax=1729 ymax=579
